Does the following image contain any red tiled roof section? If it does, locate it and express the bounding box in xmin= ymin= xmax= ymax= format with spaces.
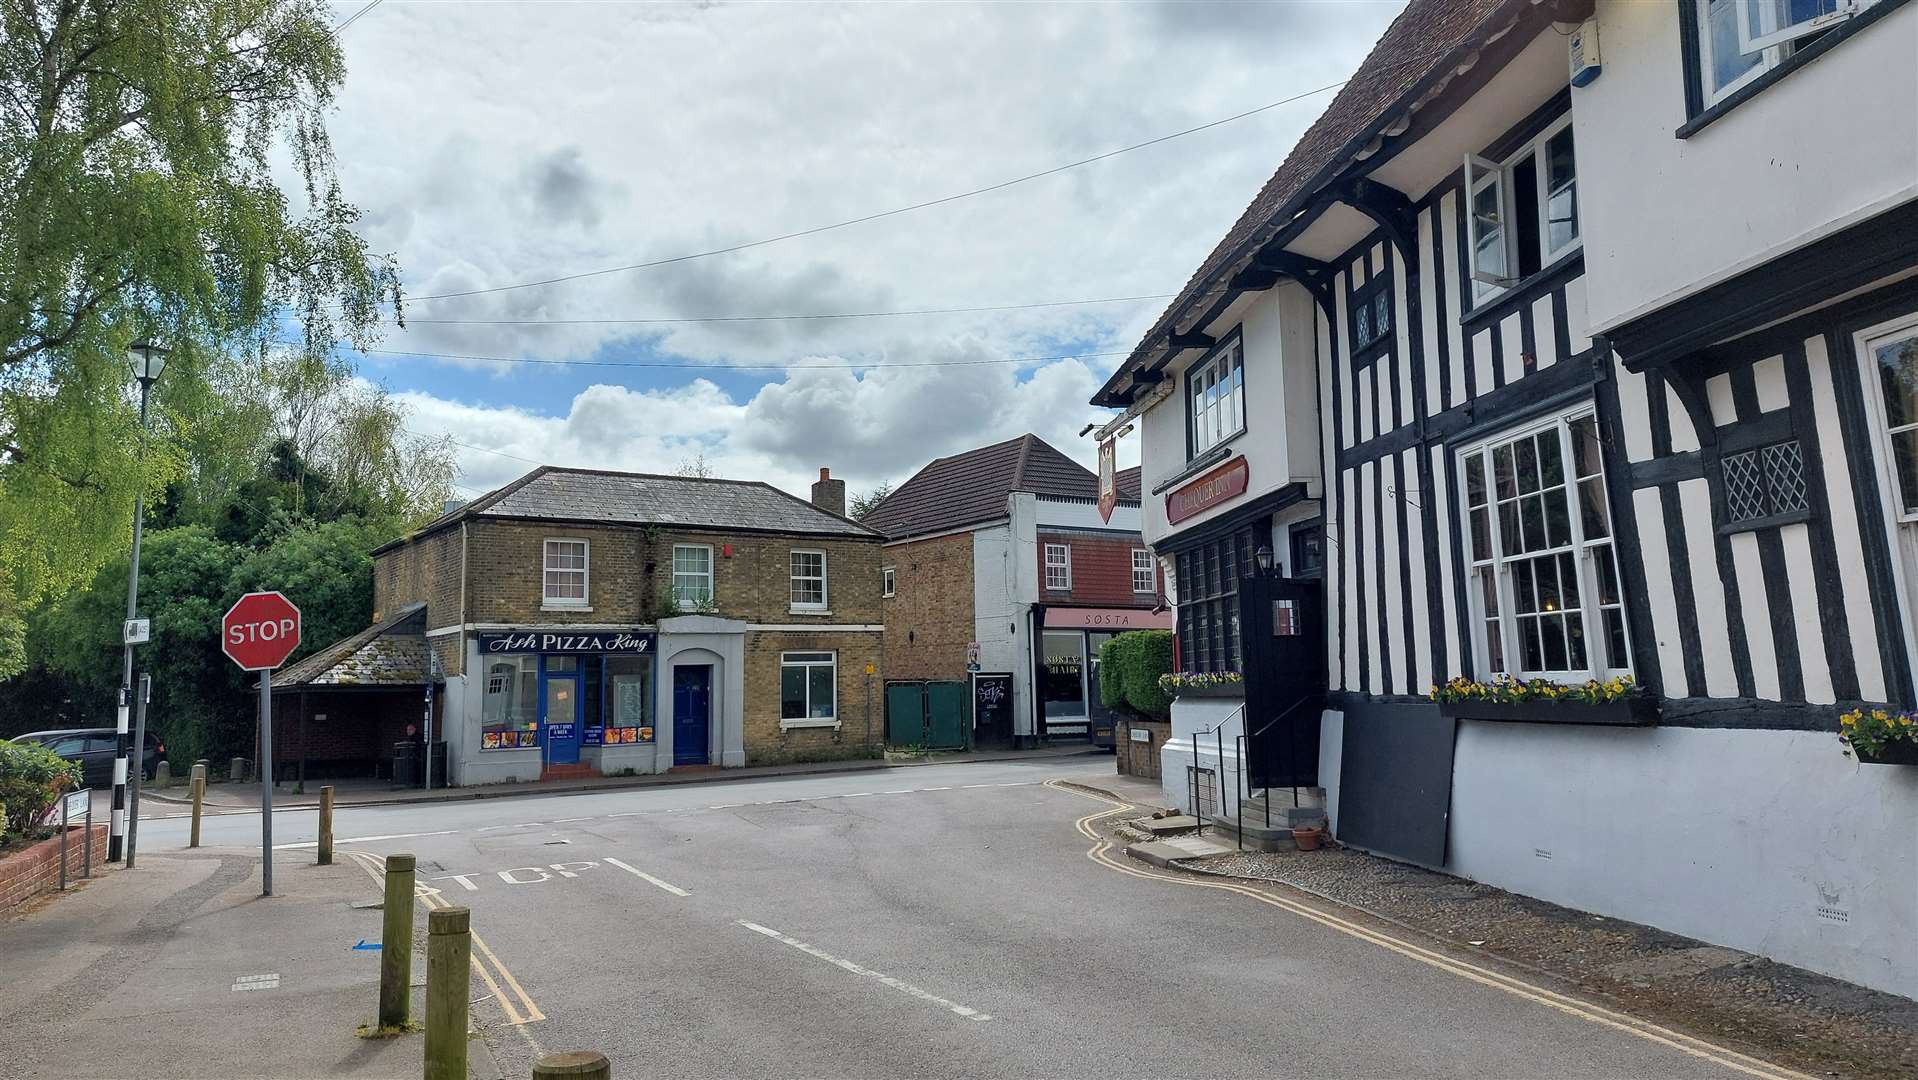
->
xmin=1102 ymin=0 xmax=1512 ymax=400
xmin=865 ymin=434 xmax=1122 ymax=541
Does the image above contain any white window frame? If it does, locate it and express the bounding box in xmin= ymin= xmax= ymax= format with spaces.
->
xmin=542 ymin=538 xmax=590 ymax=609
xmin=1131 ymin=548 xmax=1155 ymax=594
xmin=1044 ymin=543 xmax=1072 ymax=591
xmin=779 ymin=650 xmax=839 ymax=729
xmin=1855 ymin=311 xmax=1918 ymax=685
xmin=881 ymin=565 xmax=896 ymax=597
xmin=671 ymin=544 xmax=714 ymax=610
xmin=1462 ymin=113 xmax=1580 ymax=301
xmin=1737 ymin=0 xmax=1857 ymax=53
xmin=1456 ymin=404 xmax=1631 ymax=684
xmin=789 ymin=549 xmax=829 ymax=612
xmin=1187 ymin=337 xmax=1245 ymax=458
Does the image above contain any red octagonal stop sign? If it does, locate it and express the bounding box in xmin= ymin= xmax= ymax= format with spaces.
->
xmin=222 ymin=591 xmax=302 ymax=671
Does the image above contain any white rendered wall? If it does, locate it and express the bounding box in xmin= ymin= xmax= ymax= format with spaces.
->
xmin=1443 ymin=722 xmax=1918 ymax=999
xmin=1577 ymin=0 xmax=1918 ymax=332
xmin=1158 ymin=694 xmax=1249 ymax=811
xmin=971 ymin=520 xmax=1034 ymax=738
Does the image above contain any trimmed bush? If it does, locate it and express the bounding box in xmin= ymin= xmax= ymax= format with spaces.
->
xmin=1100 ymin=630 xmax=1174 ymax=720
xmin=0 ymin=739 xmax=82 ymax=840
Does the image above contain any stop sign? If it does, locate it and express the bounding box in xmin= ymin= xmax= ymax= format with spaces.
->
xmin=222 ymin=592 xmax=302 ymax=671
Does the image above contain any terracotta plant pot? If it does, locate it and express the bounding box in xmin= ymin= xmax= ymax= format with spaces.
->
xmin=1292 ymin=826 xmax=1323 ymax=852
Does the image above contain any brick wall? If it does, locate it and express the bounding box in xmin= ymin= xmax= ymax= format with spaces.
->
xmin=1037 ymin=532 xmax=1156 ymax=608
xmin=1 ymin=824 xmax=109 ymax=916
xmin=881 ymin=532 xmax=974 ymax=681
xmin=1115 ymin=719 xmax=1170 ymax=780
xmin=743 ymin=629 xmax=885 ymax=763
xmin=374 ymin=529 xmax=464 ymax=674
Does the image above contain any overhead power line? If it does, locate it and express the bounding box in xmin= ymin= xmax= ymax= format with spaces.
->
xmin=335 ymin=0 xmax=383 ymax=31
xmin=404 ymin=292 xmax=1175 ymax=326
xmin=404 ymin=75 xmax=1364 ymax=304
xmin=339 ymin=344 xmax=1129 ymax=371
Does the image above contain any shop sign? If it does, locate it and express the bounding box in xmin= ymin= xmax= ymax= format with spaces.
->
xmin=1096 ymin=437 xmax=1118 ymax=523
xmin=546 ymin=722 xmax=576 ymax=741
xmin=478 ymin=630 xmax=656 ymax=654
xmin=1165 ymin=457 xmax=1249 ymax=525
xmin=583 ymin=726 xmax=604 ymax=746
xmin=1042 ymin=607 xmax=1175 ymax=630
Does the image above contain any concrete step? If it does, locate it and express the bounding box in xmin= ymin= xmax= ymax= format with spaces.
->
xmin=1138 ymin=815 xmax=1201 ymax=836
xmin=1237 ymin=799 xmax=1327 ymax=828
xmin=1207 ymin=815 xmax=1302 ymax=852
xmin=1125 ymin=834 xmax=1235 ymax=868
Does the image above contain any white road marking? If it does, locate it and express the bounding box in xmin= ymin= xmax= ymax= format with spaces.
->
xmin=736 ymin=921 xmax=991 ymax=1022
xmin=550 ymin=816 xmax=594 ymax=823
xmin=274 ymin=829 xmax=457 ymax=850
xmin=881 ymin=789 xmax=915 ymax=794
xmin=231 ymin=973 xmax=280 ymax=992
xmin=604 ymin=856 xmax=691 ymax=897
xmin=960 ymin=783 xmax=997 ymax=789
xmin=707 ymin=803 xmax=743 ymax=809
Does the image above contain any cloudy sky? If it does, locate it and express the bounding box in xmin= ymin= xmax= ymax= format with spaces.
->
xmin=317 ymin=0 xmax=1405 ymax=503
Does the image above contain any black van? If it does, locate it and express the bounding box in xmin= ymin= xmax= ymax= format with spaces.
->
xmin=11 ymin=728 xmax=165 ymax=786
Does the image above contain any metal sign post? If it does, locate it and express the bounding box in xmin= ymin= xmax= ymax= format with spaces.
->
xmin=58 ymin=792 xmax=69 ymax=892
xmin=221 ymin=591 xmax=301 ymax=899
xmin=127 ymin=673 xmax=150 ymax=868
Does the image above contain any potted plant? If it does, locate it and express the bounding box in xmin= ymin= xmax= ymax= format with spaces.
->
xmin=1839 ymin=707 xmax=1918 ymax=765
xmin=1291 ymin=825 xmax=1324 ymax=851
xmin=1157 ymin=671 xmax=1245 ymax=700
xmin=1430 ymin=675 xmax=1655 ymax=726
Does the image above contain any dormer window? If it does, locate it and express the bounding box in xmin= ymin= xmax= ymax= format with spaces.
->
xmin=1186 ymin=332 xmax=1245 ymax=459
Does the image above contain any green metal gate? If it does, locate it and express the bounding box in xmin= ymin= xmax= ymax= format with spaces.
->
xmin=884 ymin=681 xmax=970 ymax=750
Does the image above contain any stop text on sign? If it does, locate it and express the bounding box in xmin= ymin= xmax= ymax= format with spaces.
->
xmin=221 ymin=591 xmax=303 ymax=671
xmin=228 ymin=618 xmax=298 ymax=645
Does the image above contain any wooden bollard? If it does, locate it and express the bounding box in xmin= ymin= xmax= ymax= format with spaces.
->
xmin=532 ymin=1051 xmax=611 ymax=1079
xmin=424 ymin=907 xmax=470 ymax=1080
xmin=378 ymin=853 xmax=416 ymax=1029
xmin=188 ymin=764 xmax=207 ymax=848
xmin=317 ymin=785 xmax=334 ymax=866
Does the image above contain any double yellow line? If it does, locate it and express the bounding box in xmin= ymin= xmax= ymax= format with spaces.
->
xmin=344 ymin=851 xmax=546 ymax=1026
xmin=1044 ymin=780 xmax=1812 ymax=1080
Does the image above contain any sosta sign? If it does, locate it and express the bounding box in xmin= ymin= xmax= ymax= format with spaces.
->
xmin=1165 ymin=457 xmax=1249 ymax=525
xmin=222 ymin=591 xmax=302 ymax=671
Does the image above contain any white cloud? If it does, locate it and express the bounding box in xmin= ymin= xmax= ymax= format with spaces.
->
xmin=323 ymin=0 xmax=1404 ymax=490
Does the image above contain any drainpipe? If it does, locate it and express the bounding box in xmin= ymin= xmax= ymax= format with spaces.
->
xmin=1025 ymin=604 xmax=1045 ymax=749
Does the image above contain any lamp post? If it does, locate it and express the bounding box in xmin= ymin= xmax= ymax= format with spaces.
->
xmin=1254 ymin=544 xmax=1274 ymax=575
xmin=110 ymin=340 xmax=167 ymax=863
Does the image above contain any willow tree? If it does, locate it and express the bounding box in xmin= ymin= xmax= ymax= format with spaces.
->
xmin=0 ymin=0 xmax=400 ymax=676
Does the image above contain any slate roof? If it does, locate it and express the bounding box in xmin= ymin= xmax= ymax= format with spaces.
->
xmin=1093 ymin=0 xmax=1517 ymax=405
xmin=862 ymin=434 xmax=1140 ymax=541
xmin=273 ymin=604 xmax=430 ymax=689
xmin=375 ymin=466 xmax=880 ymax=555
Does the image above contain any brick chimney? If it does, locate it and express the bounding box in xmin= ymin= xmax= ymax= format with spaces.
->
xmin=811 ymin=467 xmax=846 ymax=517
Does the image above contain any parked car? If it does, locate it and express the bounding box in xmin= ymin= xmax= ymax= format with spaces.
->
xmin=10 ymin=728 xmax=165 ymax=786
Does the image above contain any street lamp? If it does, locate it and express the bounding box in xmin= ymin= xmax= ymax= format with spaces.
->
xmin=1254 ymin=545 xmax=1274 ymax=575
xmin=111 ymin=340 xmax=167 ymax=864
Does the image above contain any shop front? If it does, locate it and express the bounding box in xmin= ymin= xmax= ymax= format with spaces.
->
xmin=1037 ymin=606 xmax=1175 ymax=745
xmin=472 ymin=629 xmax=658 ymax=781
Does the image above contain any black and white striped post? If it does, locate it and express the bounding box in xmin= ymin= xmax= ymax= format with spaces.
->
xmin=110 ymin=340 xmax=168 ymax=864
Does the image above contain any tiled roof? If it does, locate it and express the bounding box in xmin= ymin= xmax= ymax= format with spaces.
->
xmin=1117 ymin=466 xmax=1142 ymax=501
xmin=376 ymin=466 xmax=879 ymax=555
xmin=1094 ymin=0 xmax=1516 ymax=405
xmin=863 ymin=434 xmax=1139 ymax=541
xmin=274 ymin=604 xmax=430 ymax=689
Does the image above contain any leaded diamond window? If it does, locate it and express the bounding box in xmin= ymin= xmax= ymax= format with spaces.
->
xmin=1722 ymin=440 xmax=1810 ymax=526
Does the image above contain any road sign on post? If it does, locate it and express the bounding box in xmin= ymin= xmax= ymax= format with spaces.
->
xmin=222 ymin=591 xmax=300 ymax=897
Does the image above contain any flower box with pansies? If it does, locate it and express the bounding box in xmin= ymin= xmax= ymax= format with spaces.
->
xmin=1157 ymin=671 xmax=1245 ymax=700
xmin=1839 ymin=708 xmax=1918 ymax=765
xmin=1429 ymin=675 xmax=1655 ymax=726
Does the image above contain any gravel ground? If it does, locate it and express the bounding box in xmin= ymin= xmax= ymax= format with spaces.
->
xmin=1142 ymin=834 xmax=1918 ymax=1079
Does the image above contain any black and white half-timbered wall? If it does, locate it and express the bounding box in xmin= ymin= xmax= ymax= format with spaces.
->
xmin=1091 ymin=0 xmax=1918 ymax=1000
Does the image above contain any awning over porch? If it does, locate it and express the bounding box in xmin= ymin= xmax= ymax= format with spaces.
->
xmin=272 ymin=603 xmax=432 ymax=690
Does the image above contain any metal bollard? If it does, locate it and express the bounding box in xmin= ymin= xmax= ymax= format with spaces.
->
xmin=317 ymin=786 xmax=335 ymax=866
xmin=378 ymin=853 xmax=416 ymax=1029
xmin=188 ymin=764 xmax=207 ymax=848
xmin=424 ymin=906 xmax=470 ymax=1080
xmin=532 ymin=1051 xmax=611 ymax=1079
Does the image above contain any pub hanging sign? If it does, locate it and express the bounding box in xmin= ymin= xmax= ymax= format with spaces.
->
xmin=477 ymin=629 xmax=657 ymax=655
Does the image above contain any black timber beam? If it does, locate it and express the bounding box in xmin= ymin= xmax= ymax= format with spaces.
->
xmin=1332 ymin=177 xmax=1418 ymax=269
xmin=1167 ymin=330 xmax=1217 ymax=351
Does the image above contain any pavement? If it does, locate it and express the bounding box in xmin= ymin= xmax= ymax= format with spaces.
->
xmin=8 ymin=759 xmax=1814 ymax=1079
xmin=131 ymin=743 xmax=1101 ymax=816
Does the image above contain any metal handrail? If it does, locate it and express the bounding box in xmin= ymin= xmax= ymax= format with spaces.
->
xmin=1189 ymin=704 xmax=1247 ymax=838
xmin=1244 ymin=694 xmax=1321 ymax=829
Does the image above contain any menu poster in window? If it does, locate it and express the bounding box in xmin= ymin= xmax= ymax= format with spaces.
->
xmin=614 ymin=676 xmax=647 ymax=725
xmin=583 ymin=727 xmax=604 ymax=746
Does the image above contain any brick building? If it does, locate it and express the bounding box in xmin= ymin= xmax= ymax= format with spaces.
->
xmin=863 ymin=434 xmax=1166 ymax=748
xmin=279 ymin=465 xmax=884 ymax=786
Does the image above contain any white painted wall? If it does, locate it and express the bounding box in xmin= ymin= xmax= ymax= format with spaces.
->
xmin=1434 ymin=723 xmax=1918 ymax=999
xmin=1138 ymin=282 xmax=1322 ymax=547
xmin=1157 ymin=694 xmax=1248 ymax=811
xmin=971 ymin=520 xmax=1035 ymax=738
xmin=1577 ymin=0 xmax=1918 ymax=331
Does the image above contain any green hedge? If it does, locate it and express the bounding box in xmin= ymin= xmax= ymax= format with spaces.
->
xmin=0 ymin=739 xmax=81 ymax=840
xmin=1098 ymin=630 xmax=1175 ymax=720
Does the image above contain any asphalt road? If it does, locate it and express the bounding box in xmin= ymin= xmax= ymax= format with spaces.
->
xmin=132 ymin=759 xmax=1798 ymax=1079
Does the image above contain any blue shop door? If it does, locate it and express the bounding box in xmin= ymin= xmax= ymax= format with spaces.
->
xmin=542 ymin=673 xmax=582 ymax=765
xmin=672 ymin=665 xmax=711 ymax=766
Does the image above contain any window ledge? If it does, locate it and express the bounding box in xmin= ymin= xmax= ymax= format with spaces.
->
xmin=1461 ymin=248 xmax=1584 ymax=331
xmin=788 ymin=607 xmax=832 ymax=616
xmin=1150 ymin=439 xmax=1240 ymax=496
xmin=1676 ymin=1 xmax=1908 ymax=139
xmin=1718 ymin=508 xmax=1816 ymax=535
xmin=780 ymin=718 xmax=841 ymax=731
xmin=541 ymin=604 xmax=594 ymax=613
